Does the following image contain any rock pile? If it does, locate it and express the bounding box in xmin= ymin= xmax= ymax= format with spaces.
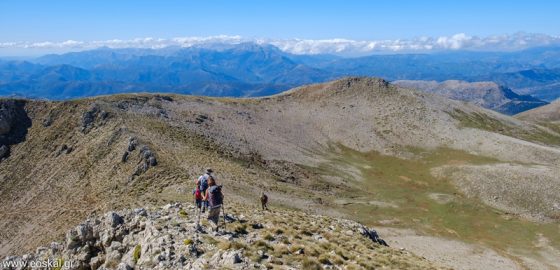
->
xmin=121 ymin=137 xmax=158 ymax=179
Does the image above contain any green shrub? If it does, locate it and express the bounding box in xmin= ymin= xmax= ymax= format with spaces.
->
xmin=133 ymin=245 xmax=142 ymax=264
xmin=183 ymin=239 xmax=194 ymax=245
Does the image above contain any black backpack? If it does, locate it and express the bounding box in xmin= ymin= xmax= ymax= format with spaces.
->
xmin=208 ymin=185 xmax=223 ymax=207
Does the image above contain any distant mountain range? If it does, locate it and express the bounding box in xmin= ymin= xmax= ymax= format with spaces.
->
xmin=1 ymin=43 xmax=560 ymax=107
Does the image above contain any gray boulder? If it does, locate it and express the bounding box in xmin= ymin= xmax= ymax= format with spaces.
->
xmin=106 ymin=212 xmax=124 ymax=228
xmin=116 ymin=262 xmax=132 ymax=270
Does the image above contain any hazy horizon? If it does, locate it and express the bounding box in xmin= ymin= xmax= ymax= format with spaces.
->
xmin=2 ymin=0 xmax=560 ymax=56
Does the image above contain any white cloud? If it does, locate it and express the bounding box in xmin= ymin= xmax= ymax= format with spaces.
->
xmin=1 ymin=33 xmax=559 ymax=56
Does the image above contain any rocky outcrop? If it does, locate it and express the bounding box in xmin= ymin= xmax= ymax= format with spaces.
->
xmin=360 ymin=226 xmax=388 ymax=246
xmin=121 ymin=137 xmax=158 ymax=179
xmin=0 ymin=100 xmax=32 ymax=160
xmin=1 ymin=203 xmax=434 ymax=270
xmin=81 ymin=104 xmax=109 ymax=134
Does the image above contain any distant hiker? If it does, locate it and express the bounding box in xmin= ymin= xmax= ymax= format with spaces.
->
xmin=196 ymin=168 xmax=213 ymax=213
xmin=192 ymin=182 xmax=203 ymax=211
xmin=260 ymin=192 xmax=269 ymax=210
xmin=204 ymin=175 xmax=224 ymax=232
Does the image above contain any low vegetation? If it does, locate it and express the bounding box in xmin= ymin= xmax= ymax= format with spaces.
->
xmin=310 ymin=144 xmax=560 ymax=262
xmin=449 ymin=108 xmax=560 ymax=146
xmin=132 ymin=244 xmax=141 ymax=264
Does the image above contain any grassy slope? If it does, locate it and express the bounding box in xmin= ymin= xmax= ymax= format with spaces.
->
xmin=304 ymin=144 xmax=560 ymax=266
xmin=449 ymin=109 xmax=560 ymax=146
xmin=220 ymin=203 xmax=446 ymax=270
xmin=0 ymin=97 xmax=338 ymax=256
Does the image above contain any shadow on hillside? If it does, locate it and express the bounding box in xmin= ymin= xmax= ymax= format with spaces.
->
xmin=0 ymin=100 xmax=32 ymax=159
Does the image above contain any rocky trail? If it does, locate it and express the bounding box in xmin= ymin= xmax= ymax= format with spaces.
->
xmin=2 ymin=203 xmax=443 ymax=270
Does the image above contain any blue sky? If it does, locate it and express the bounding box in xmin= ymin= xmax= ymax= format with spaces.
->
xmin=1 ymin=0 xmax=559 ymax=56
xmin=1 ymin=0 xmax=558 ymax=41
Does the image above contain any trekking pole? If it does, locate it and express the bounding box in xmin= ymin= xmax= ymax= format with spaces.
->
xmin=196 ymin=208 xmax=205 ymax=231
xmin=222 ymin=202 xmax=227 ymax=231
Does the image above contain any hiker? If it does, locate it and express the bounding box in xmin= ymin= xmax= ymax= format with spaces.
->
xmin=192 ymin=182 xmax=203 ymax=211
xmin=196 ymin=168 xmax=213 ymax=213
xmin=260 ymin=192 xmax=269 ymax=210
xmin=204 ymin=175 xmax=224 ymax=232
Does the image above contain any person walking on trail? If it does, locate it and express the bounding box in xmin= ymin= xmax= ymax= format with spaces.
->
xmin=196 ymin=168 xmax=213 ymax=213
xmin=204 ymin=175 xmax=224 ymax=232
xmin=260 ymin=192 xmax=269 ymax=211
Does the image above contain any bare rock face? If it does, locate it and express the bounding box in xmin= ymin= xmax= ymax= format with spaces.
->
xmin=0 ymin=100 xmax=32 ymax=160
xmin=0 ymin=100 xmax=20 ymax=136
xmin=81 ymin=104 xmax=109 ymax=134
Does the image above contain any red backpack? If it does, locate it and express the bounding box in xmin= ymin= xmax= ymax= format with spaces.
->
xmin=194 ymin=187 xmax=203 ymax=200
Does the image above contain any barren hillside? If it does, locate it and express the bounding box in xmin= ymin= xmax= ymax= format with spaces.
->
xmin=1 ymin=77 xmax=560 ymax=269
xmin=517 ymin=99 xmax=560 ymax=122
xmin=393 ymin=80 xmax=548 ymax=115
